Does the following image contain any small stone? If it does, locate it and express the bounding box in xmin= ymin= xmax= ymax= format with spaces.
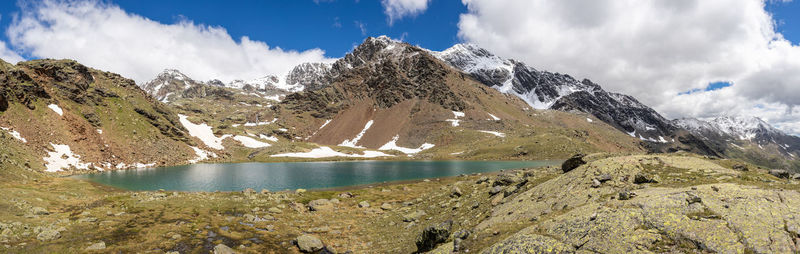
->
xmin=338 ymin=192 xmax=353 ymax=198
xmin=268 ymin=207 xmax=282 ymax=214
xmin=634 ymin=173 xmax=659 ymax=184
xmin=596 ymin=174 xmax=613 ymax=182
xmin=358 ymin=201 xmax=370 ymax=208
xmin=489 ymin=186 xmax=504 ymax=196
xmin=213 ymin=243 xmax=238 ymax=254
xmin=591 ymin=179 xmax=602 ymax=188
xmin=296 ymin=234 xmax=324 ymax=253
xmin=36 ymin=229 xmax=60 ymax=241
xmin=686 ymin=193 xmax=702 ymax=204
xmin=381 ymin=188 xmax=391 ymax=192
xmin=711 ymin=186 xmax=720 ymax=192
xmin=295 ymin=189 xmax=307 ymax=194
xmin=31 ymin=207 xmax=49 ymax=215
xmin=732 ymin=164 xmax=749 ymax=171
xmin=618 ymin=191 xmax=635 ymax=200
xmin=476 ymin=176 xmax=489 ymax=184
xmin=491 ymin=195 xmax=504 ymax=206
xmin=451 ymin=187 xmax=463 ymax=197
xmin=589 ymin=212 xmax=598 ymax=221
xmin=503 ymin=186 xmax=518 ymax=197
xmin=86 ymin=241 xmax=106 ymax=250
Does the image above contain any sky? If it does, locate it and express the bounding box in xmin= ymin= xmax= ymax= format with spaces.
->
xmin=1 ymin=0 xmax=800 ymax=135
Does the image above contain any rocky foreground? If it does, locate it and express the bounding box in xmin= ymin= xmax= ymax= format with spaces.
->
xmin=1 ymin=153 xmax=799 ymax=253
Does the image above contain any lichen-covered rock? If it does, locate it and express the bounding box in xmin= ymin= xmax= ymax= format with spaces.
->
xmin=296 ymin=234 xmax=324 ymax=253
xmin=483 ymin=233 xmax=575 ymax=254
xmin=308 ymin=199 xmax=334 ymax=211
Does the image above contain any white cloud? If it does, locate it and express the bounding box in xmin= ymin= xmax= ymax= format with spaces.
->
xmin=458 ymin=0 xmax=800 ymax=135
xmin=0 ymin=41 xmax=24 ymax=64
xmin=382 ymin=0 xmax=431 ymax=25
xmin=6 ymin=0 xmax=333 ymax=84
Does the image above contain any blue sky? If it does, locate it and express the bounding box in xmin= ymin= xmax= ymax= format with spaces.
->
xmin=0 ymin=0 xmax=796 ymax=58
xmin=0 ymin=0 xmax=467 ymax=59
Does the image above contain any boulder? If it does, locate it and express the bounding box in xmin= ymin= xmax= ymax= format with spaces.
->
xmin=308 ymin=199 xmax=334 ymax=211
xmin=358 ymin=201 xmax=370 ymax=208
xmin=36 ymin=228 xmax=61 ymax=241
xmin=732 ymin=164 xmax=749 ymax=171
xmin=403 ymin=210 xmax=427 ymax=222
xmin=380 ymin=203 xmax=393 ymax=210
xmin=561 ymin=154 xmax=587 ymax=173
xmin=296 ymin=234 xmax=324 ymax=253
xmin=31 ymin=207 xmax=49 ymax=216
xmin=633 ymin=173 xmax=659 ymax=184
xmin=769 ymin=169 xmax=791 ymax=179
xmin=415 ymin=220 xmax=453 ymax=252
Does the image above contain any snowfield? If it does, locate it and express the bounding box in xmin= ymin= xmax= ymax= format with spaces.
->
xmin=271 ymin=146 xmax=393 ymax=158
xmin=379 ymin=135 xmax=435 ymax=155
xmin=233 ymin=135 xmax=271 ymax=148
xmin=48 ymin=104 xmax=64 ymax=116
xmin=339 ymin=120 xmax=374 ymax=148
xmin=44 ymin=143 xmax=89 ymax=172
xmin=178 ymin=114 xmax=231 ymax=150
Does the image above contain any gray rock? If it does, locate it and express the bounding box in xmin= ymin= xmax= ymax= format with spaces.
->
xmin=308 ymin=199 xmax=334 ymax=211
xmin=792 ymin=173 xmax=800 ymax=180
xmin=338 ymin=192 xmax=353 ymax=198
xmin=296 ymin=234 xmax=324 ymax=253
xmin=732 ymin=164 xmax=749 ymax=171
xmin=591 ymin=179 xmax=602 ymax=188
xmin=476 ymin=176 xmax=490 ymax=184
xmin=415 ymin=220 xmax=453 ymax=252
xmin=596 ymin=174 xmax=613 ymax=182
xmin=358 ymin=201 xmax=370 ymax=208
xmin=213 ymin=243 xmax=238 ymax=254
xmin=618 ymin=191 xmax=635 ymax=200
xmin=489 ymin=186 xmax=504 ymax=196
xmin=503 ymin=186 xmax=519 ymax=197
xmin=493 ymin=173 xmax=522 ymax=186
xmin=380 ymin=203 xmax=393 ymax=210
xmin=86 ymin=241 xmax=106 ymax=250
xmin=403 ymin=210 xmax=427 ymax=222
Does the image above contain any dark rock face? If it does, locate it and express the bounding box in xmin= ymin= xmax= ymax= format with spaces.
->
xmin=562 ymin=154 xmax=587 ymax=173
xmin=279 ymin=36 xmax=468 ymax=118
xmin=769 ymin=169 xmax=791 ymax=179
xmin=286 ymin=63 xmax=332 ymax=91
xmin=415 ymin=220 xmax=453 ymax=253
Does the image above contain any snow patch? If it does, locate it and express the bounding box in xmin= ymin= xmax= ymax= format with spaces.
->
xmin=259 ymin=134 xmax=279 ymax=142
xmin=446 ymin=119 xmax=461 ymax=127
xmin=96 ymin=129 xmax=103 ymax=134
xmin=488 ymin=113 xmax=501 ymax=121
xmin=339 ymin=120 xmax=374 ymax=148
xmin=378 ymin=135 xmax=435 ymax=155
xmin=479 ymin=130 xmax=506 ymax=137
xmin=233 ymin=135 xmax=271 ymax=148
xmin=178 ymin=114 xmax=231 ymax=150
xmin=271 ymin=146 xmax=393 ymax=158
xmin=43 ymin=143 xmax=89 ymax=172
xmin=452 ymin=111 xmax=465 ymax=118
xmin=586 ymin=118 xmax=593 ymax=123
xmin=244 ymin=118 xmax=277 ymax=127
xmin=48 ymin=104 xmax=63 ymax=116
xmin=1 ymin=127 xmax=26 ymax=143
xmin=319 ymin=119 xmax=332 ymax=130
xmin=188 ymin=146 xmax=217 ymax=164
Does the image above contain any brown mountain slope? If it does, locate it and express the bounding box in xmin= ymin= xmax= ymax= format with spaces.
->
xmin=274 ymin=37 xmax=644 ymax=159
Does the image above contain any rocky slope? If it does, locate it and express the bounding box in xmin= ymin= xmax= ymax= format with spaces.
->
xmin=0 ymin=59 xmax=197 ymax=172
xmin=434 ymin=43 xmax=717 ymax=156
xmin=675 ymin=116 xmax=800 ymax=171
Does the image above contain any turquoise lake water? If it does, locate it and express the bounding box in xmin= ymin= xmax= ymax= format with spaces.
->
xmin=74 ymin=160 xmax=560 ymax=192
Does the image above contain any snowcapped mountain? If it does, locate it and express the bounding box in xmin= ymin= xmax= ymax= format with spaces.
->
xmin=139 ymin=69 xmax=205 ymax=102
xmin=434 ymin=43 xmax=679 ymax=142
xmin=675 ymin=116 xmax=794 ymax=144
xmin=286 ymin=62 xmax=332 ymax=91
